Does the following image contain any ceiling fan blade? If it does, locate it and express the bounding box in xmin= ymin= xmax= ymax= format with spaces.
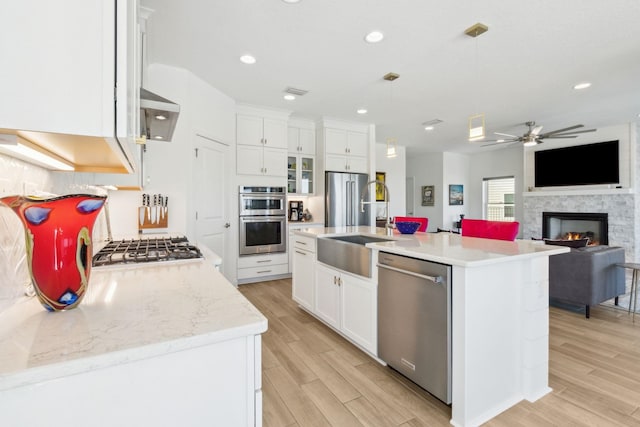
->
xmin=539 ymin=124 xmax=584 ymax=137
xmin=481 ymin=140 xmax=516 ymax=147
xmin=549 ymin=128 xmax=597 ymax=136
xmin=494 ymin=132 xmax=518 ymax=138
xmin=541 ymin=135 xmax=578 ymax=139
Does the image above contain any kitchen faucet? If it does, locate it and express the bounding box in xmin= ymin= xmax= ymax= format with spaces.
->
xmin=361 ymin=180 xmax=394 ymax=236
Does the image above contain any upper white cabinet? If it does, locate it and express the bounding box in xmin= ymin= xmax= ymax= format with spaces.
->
xmin=325 ymin=129 xmax=368 ymax=157
xmin=319 ymin=120 xmax=370 ymax=174
xmin=288 ymin=127 xmax=315 ymax=155
xmin=236 ymin=106 xmax=290 ymax=177
xmin=237 ymin=115 xmax=288 ymax=149
xmin=0 ymin=0 xmax=138 ymax=174
xmin=287 ymin=120 xmax=316 ymax=194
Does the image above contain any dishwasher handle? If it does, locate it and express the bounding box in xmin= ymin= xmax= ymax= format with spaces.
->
xmin=377 ymin=263 xmax=443 ymax=284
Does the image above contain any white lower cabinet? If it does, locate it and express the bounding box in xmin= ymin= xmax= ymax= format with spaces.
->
xmin=292 ymin=239 xmax=315 ymax=311
xmin=314 ymin=263 xmax=342 ymax=329
xmin=341 ymin=271 xmax=377 ymax=352
xmin=313 ymin=262 xmax=377 ymax=355
xmin=237 ymin=253 xmax=289 ymax=283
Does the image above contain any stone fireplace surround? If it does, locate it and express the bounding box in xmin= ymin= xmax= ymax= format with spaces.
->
xmin=523 ymin=192 xmax=638 ymax=264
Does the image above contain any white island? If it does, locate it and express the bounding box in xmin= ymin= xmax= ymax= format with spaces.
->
xmin=292 ymin=226 xmax=569 ymax=427
xmin=0 ymin=255 xmax=267 ymax=427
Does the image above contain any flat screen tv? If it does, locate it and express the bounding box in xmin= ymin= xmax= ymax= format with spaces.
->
xmin=534 ymin=140 xmax=619 ymax=187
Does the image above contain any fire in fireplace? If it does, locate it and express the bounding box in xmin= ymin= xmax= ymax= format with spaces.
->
xmin=542 ymin=212 xmax=608 ymax=246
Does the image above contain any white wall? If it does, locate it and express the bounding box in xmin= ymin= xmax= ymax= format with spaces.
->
xmin=467 ymin=144 xmax=524 ymax=234
xmin=145 ymin=63 xmax=237 ymax=281
xmin=406 ymin=152 xmax=444 ymax=231
xmin=442 ymin=152 xmax=471 ymax=230
xmin=374 ymin=143 xmax=406 ymax=219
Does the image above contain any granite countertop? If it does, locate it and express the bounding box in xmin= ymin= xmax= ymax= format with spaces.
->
xmin=294 ymin=226 xmax=569 ymax=267
xmin=0 ymin=256 xmax=267 ymax=392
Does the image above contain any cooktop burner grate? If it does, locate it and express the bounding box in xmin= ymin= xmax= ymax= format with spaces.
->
xmin=92 ymin=236 xmax=203 ymax=267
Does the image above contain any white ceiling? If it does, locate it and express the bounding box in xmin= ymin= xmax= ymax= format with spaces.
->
xmin=141 ymin=0 xmax=640 ymax=154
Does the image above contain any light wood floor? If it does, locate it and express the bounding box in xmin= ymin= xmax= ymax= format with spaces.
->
xmin=239 ymin=279 xmax=640 ymax=426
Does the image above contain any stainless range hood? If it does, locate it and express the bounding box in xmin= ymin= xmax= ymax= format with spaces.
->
xmin=140 ymin=88 xmax=180 ymax=142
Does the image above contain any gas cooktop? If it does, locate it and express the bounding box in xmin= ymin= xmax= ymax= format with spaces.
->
xmin=92 ymin=236 xmax=203 ymax=267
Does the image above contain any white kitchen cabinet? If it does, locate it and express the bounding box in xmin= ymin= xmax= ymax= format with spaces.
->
xmin=291 ymin=234 xmax=316 ymax=311
xmin=237 ymin=145 xmax=286 ymax=177
xmin=313 ymin=261 xmax=377 ymax=354
xmin=325 ymin=129 xmax=367 ymax=157
xmin=287 ymin=122 xmax=316 ymax=194
xmin=287 ymin=155 xmax=315 ymax=194
xmin=288 ymin=127 xmax=315 ymax=155
xmin=236 ymin=110 xmax=289 ymax=177
xmin=341 ymin=271 xmax=377 ymax=352
xmin=325 ymin=153 xmax=367 ymax=174
xmin=237 ymin=114 xmax=288 ymax=149
xmin=322 ymin=127 xmax=368 ymax=174
xmin=237 ymin=252 xmax=289 ymax=283
xmin=314 ymin=263 xmax=342 ymax=329
xmin=0 ymin=0 xmax=138 ymax=173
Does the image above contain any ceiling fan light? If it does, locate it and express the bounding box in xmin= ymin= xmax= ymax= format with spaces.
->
xmin=523 ymin=140 xmax=537 ymax=147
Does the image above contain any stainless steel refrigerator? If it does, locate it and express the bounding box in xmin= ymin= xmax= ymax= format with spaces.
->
xmin=325 ymin=171 xmax=370 ymax=227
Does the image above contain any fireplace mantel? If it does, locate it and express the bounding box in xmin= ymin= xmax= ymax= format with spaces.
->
xmin=523 ymin=188 xmax=633 ymax=197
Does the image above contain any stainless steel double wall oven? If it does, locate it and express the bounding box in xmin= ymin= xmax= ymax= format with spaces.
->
xmin=239 ymin=186 xmax=287 ymax=256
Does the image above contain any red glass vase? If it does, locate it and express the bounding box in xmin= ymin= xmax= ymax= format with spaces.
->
xmin=0 ymin=194 xmax=106 ymax=311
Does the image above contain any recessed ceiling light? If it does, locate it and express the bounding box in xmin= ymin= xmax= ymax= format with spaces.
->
xmin=282 ymin=0 xmax=301 ymax=3
xmin=573 ymin=82 xmax=591 ymax=90
xmin=424 ymin=126 xmax=434 ymax=131
xmin=364 ymin=31 xmax=384 ymax=43
xmin=283 ymin=94 xmax=295 ymax=101
xmin=239 ymin=55 xmax=256 ymax=65
xmin=497 ymin=139 xmax=505 ymax=143
xmin=357 ymin=109 xmax=368 ymax=114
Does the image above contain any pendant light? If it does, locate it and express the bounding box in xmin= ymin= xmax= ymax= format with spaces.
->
xmin=383 ymin=72 xmax=399 ymax=158
xmin=465 ymin=23 xmax=489 ymax=142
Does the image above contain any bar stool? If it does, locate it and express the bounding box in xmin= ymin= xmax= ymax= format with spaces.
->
xmin=616 ymin=263 xmax=640 ymax=321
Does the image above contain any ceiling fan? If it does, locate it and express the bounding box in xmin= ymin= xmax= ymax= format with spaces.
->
xmin=481 ymin=121 xmax=596 ymax=147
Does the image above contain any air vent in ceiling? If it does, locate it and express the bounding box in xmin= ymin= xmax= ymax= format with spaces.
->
xmin=285 ymin=87 xmax=309 ymax=96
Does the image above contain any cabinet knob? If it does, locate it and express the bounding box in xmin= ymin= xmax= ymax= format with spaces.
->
xmin=224 ymin=222 xmax=231 ymax=228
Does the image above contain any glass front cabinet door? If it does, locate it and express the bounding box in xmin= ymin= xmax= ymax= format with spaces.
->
xmin=288 ymin=155 xmax=314 ymax=195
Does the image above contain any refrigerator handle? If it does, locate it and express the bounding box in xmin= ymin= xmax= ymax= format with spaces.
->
xmin=351 ymin=180 xmax=357 ymax=225
xmin=345 ymin=181 xmax=351 ymax=226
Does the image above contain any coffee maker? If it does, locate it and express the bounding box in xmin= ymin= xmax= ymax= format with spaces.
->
xmin=289 ymin=200 xmax=303 ymax=221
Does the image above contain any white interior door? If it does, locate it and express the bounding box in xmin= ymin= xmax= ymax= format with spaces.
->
xmin=406 ymin=176 xmax=415 ymax=215
xmin=194 ymin=134 xmax=230 ymax=276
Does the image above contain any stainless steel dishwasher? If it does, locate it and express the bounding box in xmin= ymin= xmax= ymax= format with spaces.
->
xmin=377 ymin=251 xmax=452 ymax=404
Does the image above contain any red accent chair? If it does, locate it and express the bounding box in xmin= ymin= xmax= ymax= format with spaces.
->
xmin=460 ymin=219 xmax=519 ymax=241
xmin=394 ymin=216 xmax=428 ymax=232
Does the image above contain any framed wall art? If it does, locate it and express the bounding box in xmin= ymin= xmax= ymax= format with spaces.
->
xmin=375 ymin=172 xmax=386 ymax=201
xmin=421 ymin=185 xmax=435 ymax=206
xmin=449 ymin=184 xmax=464 ymax=205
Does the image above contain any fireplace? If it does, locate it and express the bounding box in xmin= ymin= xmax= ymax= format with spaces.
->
xmin=542 ymin=212 xmax=608 ymax=245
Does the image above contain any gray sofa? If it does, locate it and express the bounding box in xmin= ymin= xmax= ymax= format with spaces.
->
xmin=549 ymin=245 xmax=625 ymax=318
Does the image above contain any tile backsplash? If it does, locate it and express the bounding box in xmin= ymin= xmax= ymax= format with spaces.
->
xmin=0 ymin=154 xmax=56 ymax=311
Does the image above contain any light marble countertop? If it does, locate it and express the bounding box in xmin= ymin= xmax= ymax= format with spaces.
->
xmin=0 ymin=255 xmax=267 ymax=392
xmin=294 ymin=226 xmax=569 ymax=267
